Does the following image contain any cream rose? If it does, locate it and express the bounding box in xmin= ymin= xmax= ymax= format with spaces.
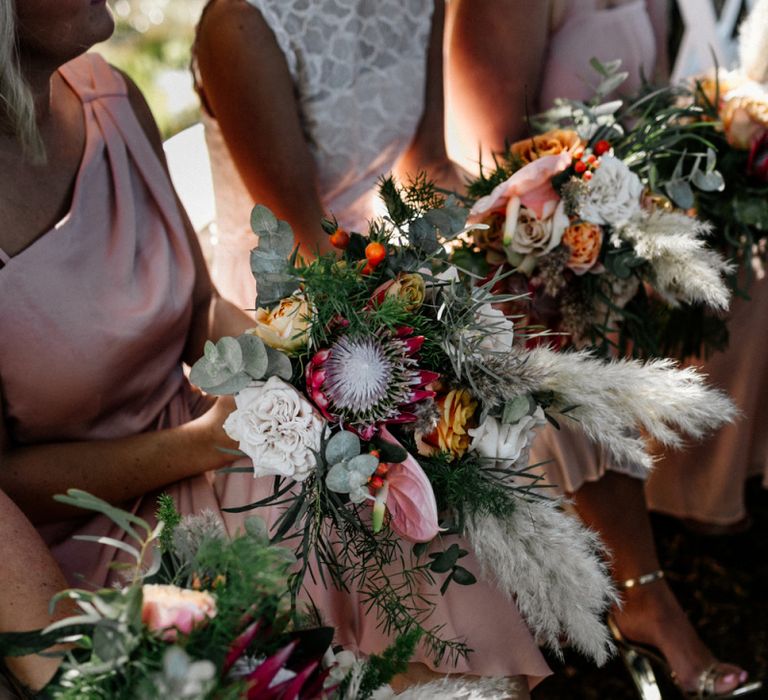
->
xmin=510 ymin=129 xmax=583 ymax=165
xmin=142 ymin=584 xmax=217 ymax=641
xmin=223 ymin=376 xmax=325 ymax=481
xmin=468 ymin=409 xmax=546 ymax=470
xmin=578 ymin=155 xmax=643 ymax=227
xmin=371 ymin=273 xmax=426 ymax=311
xmin=722 ymin=95 xmax=768 ymax=149
xmin=250 ymin=296 xmax=311 ymax=353
xmin=505 ymin=198 xmax=569 ymax=258
xmin=472 ymin=303 xmax=515 ymax=352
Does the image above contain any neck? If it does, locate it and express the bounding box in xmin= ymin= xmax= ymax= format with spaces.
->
xmin=19 ymin=54 xmax=62 ymax=126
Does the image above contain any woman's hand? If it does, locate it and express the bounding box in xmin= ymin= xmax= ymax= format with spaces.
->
xmin=194 ymin=394 xmax=240 ymax=455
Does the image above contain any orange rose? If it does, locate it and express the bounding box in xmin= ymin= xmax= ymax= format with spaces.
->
xmin=418 ymin=388 xmax=478 ymax=458
xmin=473 ymin=213 xmax=507 ymax=265
xmin=510 ymin=129 xmax=583 ymax=165
xmin=721 ymin=95 xmax=768 ymax=149
xmin=562 ymin=222 xmax=603 ymax=275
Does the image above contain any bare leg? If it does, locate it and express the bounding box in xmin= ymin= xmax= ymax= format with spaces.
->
xmin=573 ymin=472 xmax=749 ymax=694
xmin=0 ymin=489 xmax=68 ymax=692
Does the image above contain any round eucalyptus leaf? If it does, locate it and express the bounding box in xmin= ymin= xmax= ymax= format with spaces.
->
xmin=347 ymin=453 xmax=379 ymax=476
xmin=325 ymin=431 xmax=361 ymax=464
xmin=237 ymin=334 xmax=269 ymax=379
xmin=326 ymin=462 xmax=352 ymax=492
xmin=250 ymin=205 xmax=278 ymax=235
xmin=451 ymin=565 xmax=478 ymax=586
xmin=265 ymin=346 xmax=293 ymax=380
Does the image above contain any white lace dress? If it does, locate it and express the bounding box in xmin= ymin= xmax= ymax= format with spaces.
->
xmin=203 ymin=0 xmax=434 ymax=308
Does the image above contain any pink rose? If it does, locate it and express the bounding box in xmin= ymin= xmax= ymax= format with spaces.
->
xmin=142 ymin=584 xmax=217 ymax=641
xmin=468 ymin=152 xmax=571 ymax=223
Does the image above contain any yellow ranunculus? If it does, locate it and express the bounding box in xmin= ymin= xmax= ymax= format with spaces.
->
xmin=510 ymin=129 xmax=583 ymax=165
xmin=250 ymin=296 xmax=311 ymax=353
xmin=384 ymin=273 xmax=426 ymax=311
xmin=420 ymin=388 xmax=478 ymax=458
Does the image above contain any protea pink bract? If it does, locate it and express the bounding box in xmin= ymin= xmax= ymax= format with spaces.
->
xmin=305 ymin=328 xmax=438 ymax=439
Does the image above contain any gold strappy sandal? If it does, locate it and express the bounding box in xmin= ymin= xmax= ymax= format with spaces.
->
xmin=608 ymin=570 xmax=763 ymax=699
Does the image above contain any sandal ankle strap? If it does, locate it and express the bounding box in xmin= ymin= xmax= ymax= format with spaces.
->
xmin=617 ymin=569 xmax=665 ymax=590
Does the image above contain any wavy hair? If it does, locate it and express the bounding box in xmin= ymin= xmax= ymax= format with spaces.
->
xmin=0 ymin=0 xmax=44 ymax=161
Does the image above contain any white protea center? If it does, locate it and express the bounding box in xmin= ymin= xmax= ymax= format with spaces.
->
xmin=324 ymin=335 xmax=393 ymax=413
xmin=306 ymin=328 xmax=438 ymax=436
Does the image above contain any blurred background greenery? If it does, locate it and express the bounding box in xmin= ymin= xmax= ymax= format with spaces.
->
xmin=94 ymin=0 xmax=206 ymax=138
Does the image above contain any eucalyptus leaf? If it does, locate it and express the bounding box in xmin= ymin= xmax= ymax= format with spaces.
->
xmin=196 ymin=370 xmax=252 ymax=396
xmin=596 ymin=71 xmax=629 ymax=97
xmin=691 ymin=169 xmax=725 ymax=192
xmin=250 ymin=205 xmax=278 ymax=236
xmin=265 ymin=345 xmax=293 ymax=379
xmin=423 ymin=203 xmax=468 ymax=240
xmin=325 ymin=431 xmax=361 ymax=464
xmin=408 ymin=217 xmax=441 ymax=254
xmin=502 ymin=394 xmax=532 ymax=424
xmin=72 ymin=535 xmax=141 ymax=562
xmin=665 ymin=178 xmax=695 ymax=209
xmin=237 ymin=333 xmax=269 ymax=379
xmin=93 ymin=620 xmax=127 ymax=662
xmin=346 ymin=453 xmax=379 ymax=476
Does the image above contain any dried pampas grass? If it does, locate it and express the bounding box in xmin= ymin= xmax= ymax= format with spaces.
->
xmin=467 ymin=500 xmax=616 ymax=666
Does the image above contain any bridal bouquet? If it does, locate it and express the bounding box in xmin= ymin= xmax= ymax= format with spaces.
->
xmin=0 ymin=490 xmax=418 ymax=700
xmin=461 ymin=59 xmax=733 ymax=359
xmin=188 ymin=179 xmax=736 ymax=669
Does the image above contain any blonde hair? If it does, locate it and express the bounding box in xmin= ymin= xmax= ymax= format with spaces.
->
xmin=0 ymin=0 xmax=45 ymax=161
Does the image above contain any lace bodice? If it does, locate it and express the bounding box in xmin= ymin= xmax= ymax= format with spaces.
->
xmin=205 ymin=0 xmax=434 ymax=242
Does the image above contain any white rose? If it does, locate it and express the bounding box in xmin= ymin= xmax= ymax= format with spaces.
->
xmin=468 ymin=409 xmax=547 ymax=470
xmin=471 ymin=303 xmax=515 ymax=352
xmin=578 ymin=155 xmax=643 ymax=227
xmin=223 ymin=376 xmax=324 ymax=482
xmin=505 ymin=198 xmax=569 ymax=257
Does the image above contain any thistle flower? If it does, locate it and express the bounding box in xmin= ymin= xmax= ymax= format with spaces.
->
xmin=305 ymin=328 xmax=438 ymax=439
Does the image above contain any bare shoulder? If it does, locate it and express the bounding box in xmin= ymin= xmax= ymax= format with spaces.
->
xmin=196 ymin=0 xmax=276 ymax=54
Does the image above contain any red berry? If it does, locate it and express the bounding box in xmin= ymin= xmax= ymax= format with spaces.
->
xmin=365 ymin=241 xmax=387 ymax=267
xmin=574 ymin=160 xmax=587 ymax=174
xmin=573 ymin=148 xmax=585 ymax=160
xmin=329 ymin=228 xmax=350 ymax=249
xmin=586 ymin=154 xmax=596 ymax=165
xmin=583 ymin=170 xmax=593 ymax=181
xmin=594 ymin=140 xmax=611 ymax=156
xmin=369 ymin=475 xmax=385 ymax=490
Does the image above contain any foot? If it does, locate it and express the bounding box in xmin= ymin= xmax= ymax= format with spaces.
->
xmin=611 ymin=577 xmax=750 ymax=696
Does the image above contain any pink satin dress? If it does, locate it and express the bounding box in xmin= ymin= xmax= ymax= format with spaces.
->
xmin=0 ymin=53 xmax=550 ymax=683
xmin=530 ymin=0 xmax=657 ymax=490
xmin=532 ymin=1 xmax=768 ymax=525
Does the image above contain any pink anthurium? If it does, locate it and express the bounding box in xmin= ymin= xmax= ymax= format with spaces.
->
xmin=377 ymin=428 xmax=440 ymax=543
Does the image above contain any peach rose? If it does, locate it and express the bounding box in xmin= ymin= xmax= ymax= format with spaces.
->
xmin=250 ymin=296 xmax=311 ymax=353
xmin=721 ymin=95 xmax=768 ymax=149
xmin=418 ymin=388 xmax=478 ymax=458
xmin=142 ymin=584 xmax=217 ymax=641
xmin=468 ymin=153 xmax=572 ymax=273
xmin=510 ymin=129 xmax=583 ymax=165
xmin=562 ymin=222 xmax=604 ymax=275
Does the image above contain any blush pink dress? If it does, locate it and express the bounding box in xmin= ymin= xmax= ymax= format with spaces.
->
xmin=530 ymin=0 xmax=657 ymax=490
xmin=0 ymin=53 xmax=550 ymax=683
xmin=532 ymin=1 xmax=768 ymax=525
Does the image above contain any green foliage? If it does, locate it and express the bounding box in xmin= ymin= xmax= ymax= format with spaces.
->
xmin=355 ymin=628 xmax=422 ymax=699
xmin=155 ymin=494 xmax=181 ymax=554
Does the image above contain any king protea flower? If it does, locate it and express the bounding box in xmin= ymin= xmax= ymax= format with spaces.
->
xmin=305 ymin=327 xmax=438 ymax=439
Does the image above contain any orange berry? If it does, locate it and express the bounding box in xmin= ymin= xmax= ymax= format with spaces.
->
xmin=369 ymin=449 xmax=381 ymax=459
xmin=365 ymin=241 xmax=387 ymax=267
xmin=375 ymin=463 xmax=389 ymax=476
xmin=574 ymin=160 xmax=587 ymax=174
xmin=329 ymin=228 xmax=350 ymax=249
xmin=369 ymin=475 xmax=385 ymax=490
xmin=586 ymin=154 xmax=596 ymax=165
xmin=573 ymin=148 xmax=585 ymax=160
xmin=594 ymin=140 xmax=611 ymax=156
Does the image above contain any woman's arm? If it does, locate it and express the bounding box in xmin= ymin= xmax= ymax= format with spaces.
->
xmin=0 ymin=73 xmax=250 ymax=525
xmin=445 ymin=0 xmax=550 ymax=172
xmin=0 ymin=385 xmax=238 ymax=524
xmin=194 ymin=0 xmax=332 ymax=256
xmin=394 ymin=0 xmax=466 ymax=192
xmin=0 ymin=488 xmax=68 ymax=691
